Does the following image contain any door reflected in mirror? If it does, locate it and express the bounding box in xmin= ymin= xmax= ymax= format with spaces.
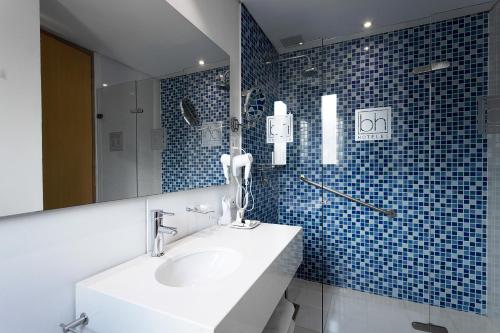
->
xmin=33 ymin=0 xmax=231 ymax=212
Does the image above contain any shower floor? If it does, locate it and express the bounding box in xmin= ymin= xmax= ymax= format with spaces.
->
xmin=287 ymin=279 xmax=498 ymax=333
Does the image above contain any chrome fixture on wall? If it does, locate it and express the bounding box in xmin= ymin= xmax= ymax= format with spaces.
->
xmin=150 ymin=210 xmax=177 ymax=257
xmin=186 ymin=206 xmax=215 ymax=214
xmin=412 ymin=61 xmax=451 ymax=75
xmin=230 ymin=87 xmax=267 ymax=132
xmin=59 ymin=313 xmax=89 ymax=333
xmin=299 ymin=175 xmax=397 ymax=218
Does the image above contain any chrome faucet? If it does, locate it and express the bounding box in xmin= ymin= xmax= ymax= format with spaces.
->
xmin=150 ymin=210 xmax=177 ymax=257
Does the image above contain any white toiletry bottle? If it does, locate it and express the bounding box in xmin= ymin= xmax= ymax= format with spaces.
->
xmin=218 ymin=197 xmax=231 ymax=225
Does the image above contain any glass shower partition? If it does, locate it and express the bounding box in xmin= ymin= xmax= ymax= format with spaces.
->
xmin=96 ymin=78 xmax=162 ymax=203
xmin=319 ymin=16 xmax=434 ymax=332
xmin=428 ymin=8 xmax=498 ymax=333
xmin=487 ymin=3 xmax=500 ymax=332
xmin=276 ymin=44 xmax=327 ymax=333
xmin=96 ymin=81 xmax=138 ymax=202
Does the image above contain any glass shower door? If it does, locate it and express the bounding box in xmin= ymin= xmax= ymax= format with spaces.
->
xmin=320 ymin=16 xmax=434 ymax=331
xmin=275 ymin=47 xmax=327 ymax=332
xmin=136 ymin=78 xmax=162 ymax=197
xmin=428 ymin=10 xmax=495 ymax=333
xmin=96 ymin=81 xmax=138 ymax=202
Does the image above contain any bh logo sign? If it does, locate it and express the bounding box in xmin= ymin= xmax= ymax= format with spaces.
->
xmin=355 ymin=107 xmax=392 ymax=141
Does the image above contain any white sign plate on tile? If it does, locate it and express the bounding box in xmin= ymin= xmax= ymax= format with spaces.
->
xmin=150 ymin=128 xmax=165 ymax=150
xmin=266 ymin=114 xmax=293 ymax=144
xmin=355 ymin=107 xmax=392 ymax=141
xmin=109 ymin=131 xmax=123 ymax=152
xmin=201 ymin=121 xmax=223 ymax=147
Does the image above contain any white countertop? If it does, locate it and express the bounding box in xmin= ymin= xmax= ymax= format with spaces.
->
xmin=77 ymin=223 xmax=302 ymax=331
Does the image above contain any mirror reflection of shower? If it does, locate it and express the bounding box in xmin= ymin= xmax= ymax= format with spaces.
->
xmin=242 ymin=87 xmax=266 ymax=128
xmin=217 ymin=70 xmax=230 ymax=91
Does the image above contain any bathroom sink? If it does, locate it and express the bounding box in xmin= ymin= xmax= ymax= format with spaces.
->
xmin=155 ymin=248 xmax=241 ymax=287
xmin=76 ymin=225 xmax=303 ymax=333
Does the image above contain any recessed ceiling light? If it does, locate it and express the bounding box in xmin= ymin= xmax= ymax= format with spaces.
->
xmin=102 ymin=83 xmax=108 ymax=87
xmin=198 ymin=59 xmax=205 ymax=66
xmin=298 ymin=42 xmax=304 ymax=46
xmin=363 ymin=21 xmax=372 ymax=29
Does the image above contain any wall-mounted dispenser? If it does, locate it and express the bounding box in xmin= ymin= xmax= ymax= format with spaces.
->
xmin=267 ymin=101 xmax=293 ymax=165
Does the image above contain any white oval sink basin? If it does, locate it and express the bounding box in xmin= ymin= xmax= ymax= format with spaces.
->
xmin=155 ymin=248 xmax=242 ymax=287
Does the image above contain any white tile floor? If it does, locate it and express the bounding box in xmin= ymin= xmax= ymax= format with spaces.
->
xmin=287 ymin=279 xmax=499 ymax=333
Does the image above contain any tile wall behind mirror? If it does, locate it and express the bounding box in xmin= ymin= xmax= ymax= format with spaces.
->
xmin=18 ymin=0 xmax=231 ymax=214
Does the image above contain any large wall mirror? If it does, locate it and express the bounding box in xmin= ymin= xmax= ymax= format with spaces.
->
xmin=13 ymin=0 xmax=231 ymax=213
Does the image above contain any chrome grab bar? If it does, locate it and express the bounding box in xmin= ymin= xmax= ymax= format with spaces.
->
xmin=299 ymin=175 xmax=396 ymax=218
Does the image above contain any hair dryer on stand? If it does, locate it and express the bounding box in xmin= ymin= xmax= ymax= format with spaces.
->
xmin=231 ymin=153 xmax=259 ymax=229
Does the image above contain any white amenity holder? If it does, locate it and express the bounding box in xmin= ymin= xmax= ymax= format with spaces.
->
xmin=218 ymin=196 xmax=232 ymax=226
xmin=267 ymin=101 xmax=293 ymax=165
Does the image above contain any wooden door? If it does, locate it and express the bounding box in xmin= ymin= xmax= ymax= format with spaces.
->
xmin=40 ymin=32 xmax=94 ymax=210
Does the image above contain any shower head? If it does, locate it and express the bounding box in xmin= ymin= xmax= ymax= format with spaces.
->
xmin=412 ymin=61 xmax=451 ymax=75
xmin=302 ymin=63 xmax=318 ymax=77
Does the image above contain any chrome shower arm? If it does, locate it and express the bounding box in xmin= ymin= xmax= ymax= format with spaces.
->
xmin=264 ymin=54 xmax=311 ymax=65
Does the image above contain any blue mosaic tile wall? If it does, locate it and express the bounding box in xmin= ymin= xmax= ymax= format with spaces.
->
xmin=241 ymin=6 xmax=488 ymax=314
xmin=279 ymin=14 xmax=488 ymax=314
xmin=161 ymin=67 xmax=230 ymax=192
xmin=429 ymin=16 xmax=488 ymax=313
xmin=241 ymin=5 xmax=280 ymax=224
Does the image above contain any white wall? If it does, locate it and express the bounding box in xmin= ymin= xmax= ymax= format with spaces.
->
xmin=0 ymin=185 xmax=232 ymax=333
xmin=0 ymin=0 xmax=43 ymax=216
xmin=0 ymin=199 xmax=146 ymax=333
xmin=0 ymin=0 xmax=242 ymax=332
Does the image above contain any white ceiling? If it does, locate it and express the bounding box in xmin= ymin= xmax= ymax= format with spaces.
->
xmin=242 ymin=0 xmax=493 ymax=52
xmin=40 ymin=0 xmax=229 ymax=77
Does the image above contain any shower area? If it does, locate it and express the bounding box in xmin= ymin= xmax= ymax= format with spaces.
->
xmin=242 ymin=2 xmax=500 ymax=333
